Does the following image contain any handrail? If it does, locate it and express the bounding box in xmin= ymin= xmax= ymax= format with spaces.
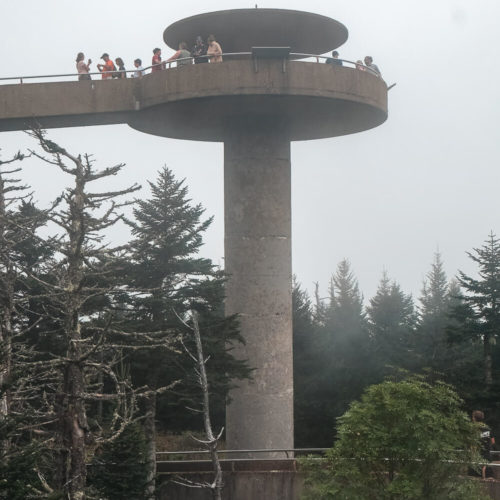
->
xmin=0 ymin=52 xmax=381 ymax=84
xmin=292 ymin=53 xmax=381 ymax=76
xmin=156 ymin=447 xmax=328 ymax=460
xmin=156 ymin=447 xmax=328 ymax=455
xmin=157 ymin=458 xmax=299 ymax=464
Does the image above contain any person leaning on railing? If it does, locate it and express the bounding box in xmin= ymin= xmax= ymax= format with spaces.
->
xmin=152 ymin=47 xmax=165 ymax=72
xmin=207 ymin=34 xmax=223 ymax=63
xmin=167 ymin=42 xmax=192 ymax=67
xmin=355 ymin=60 xmax=365 ymax=71
xmin=191 ymin=36 xmax=208 ymax=64
xmin=326 ymin=50 xmax=343 ymax=66
xmin=131 ymin=58 xmax=145 ymax=78
xmin=364 ymin=55 xmax=381 ymax=76
xmin=114 ymin=57 xmax=127 ymax=78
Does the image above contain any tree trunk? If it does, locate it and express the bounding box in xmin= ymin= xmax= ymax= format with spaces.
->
xmin=62 ymin=171 xmax=88 ymax=500
xmin=63 ymin=362 xmax=88 ymax=500
xmin=192 ymin=311 xmax=223 ymax=500
xmin=55 ymin=391 xmax=67 ymax=492
xmin=0 ymin=293 xmax=12 ymax=417
xmin=144 ymin=392 xmax=157 ymax=500
xmin=0 ymin=179 xmax=12 ymax=421
xmin=484 ymin=333 xmax=493 ymax=387
xmin=0 ymin=268 xmax=14 ymax=461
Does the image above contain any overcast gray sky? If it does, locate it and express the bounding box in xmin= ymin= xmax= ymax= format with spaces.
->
xmin=1 ymin=0 xmax=499 ymax=302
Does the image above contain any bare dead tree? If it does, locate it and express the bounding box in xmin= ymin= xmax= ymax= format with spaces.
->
xmin=0 ymin=149 xmax=28 ymax=420
xmin=175 ymin=309 xmax=224 ymax=500
xmin=0 ymin=133 xmax=186 ymax=498
xmin=27 ymin=129 xmax=147 ymax=500
xmin=0 ymin=148 xmax=68 ymax=498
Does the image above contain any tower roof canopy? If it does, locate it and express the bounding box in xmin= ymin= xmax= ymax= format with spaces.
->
xmin=164 ymin=9 xmax=348 ymax=55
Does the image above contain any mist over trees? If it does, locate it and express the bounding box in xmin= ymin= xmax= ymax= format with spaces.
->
xmin=1 ymin=132 xmax=500 ymax=498
xmin=294 ymin=245 xmax=500 ymax=448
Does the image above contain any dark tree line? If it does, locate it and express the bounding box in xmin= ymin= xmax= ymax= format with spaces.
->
xmin=294 ymin=240 xmax=500 ymax=448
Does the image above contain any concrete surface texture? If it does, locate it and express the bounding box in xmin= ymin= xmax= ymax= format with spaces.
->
xmin=159 ymin=471 xmax=304 ymax=500
xmin=163 ymin=8 xmax=348 ymax=54
xmin=129 ymin=59 xmax=387 ymax=141
xmin=224 ymin=118 xmax=293 ymax=454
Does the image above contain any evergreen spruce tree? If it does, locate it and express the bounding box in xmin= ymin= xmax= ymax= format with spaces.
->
xmin=448 ymin=233 xmax=500 ymax=388
xmin=325 ymin=259 xmax=365 ymax=339
xmin=292 ymin=277 xmax=318 ymax=447
xmin=442 ymin=279 xmax=484 ymax=404
xmin=312 ymin=281 xmax=327 ymax=327
xmin=310 ymin=260 xmax=373 ymax=445
xmin=124 ymin=167 xmax=250 ymax=495
xmin=414 ymin=253 xmax=480 ymax=392
xmin=367 ymin=271 xmax=416 ymax=374
xmin=416 ymin=252 xmax=451 ymax=370
xmin=89 ymin=422 xmax=149 ymax=500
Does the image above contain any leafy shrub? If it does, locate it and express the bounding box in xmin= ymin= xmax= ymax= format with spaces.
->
xmin=301 ymin=377 xmax=489 ymax=500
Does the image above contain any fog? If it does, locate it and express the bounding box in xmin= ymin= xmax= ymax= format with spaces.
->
xmin=1 ymin=0 xmax=498 ymax=301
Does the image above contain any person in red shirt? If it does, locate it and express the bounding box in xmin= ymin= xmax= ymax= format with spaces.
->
xmin=97 ymin=53 xmax=116 ymax=79
xmin=152 ymin=48 xmax=165 ymax=72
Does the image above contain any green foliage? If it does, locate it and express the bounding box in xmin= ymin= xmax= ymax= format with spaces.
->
xmin=125 ymin=167 xmax=250 ymax=431
xmin=0 ymin=415 xmax=62 ymax=500
xmin=293 ymin=261 xmax=376 ymax=446
xmin=301 ymin=377 xmax=489 ymax=500
xmin=320 ymin=261 xmax=374 ymax=440
xmin=413 ymin=255 xmax=482 ymax=403
xmin=0 ymin=439 xmax=41 ymax=498
xmin=325 ymin=259 xmax=366 ymax=337
xmin=448 ymin=233 xmax=500 ymax=388
xmin=367 ymin=271 xmax=417 ymax=373
xmin=293 ymin=278 xmax=320 ymax=446
xmin=415 ymin=252 xmax=457 ymax=373
xmin=89 ymin=422 xmax=149 ymax=500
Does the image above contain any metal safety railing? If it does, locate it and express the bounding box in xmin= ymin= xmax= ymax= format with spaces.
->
xmin=155 ymin=447 xmax=500 ymax=469
xmin=156 ymin=447 xmax=328 ymax=461
xmin=0 ymin=53 xmax=383 ymax=85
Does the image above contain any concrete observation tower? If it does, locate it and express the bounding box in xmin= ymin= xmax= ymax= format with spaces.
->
xmin=158 ymin=9 xmax=387 ymax=454
xmin=0 ymin=9 xmax=387 ymax=455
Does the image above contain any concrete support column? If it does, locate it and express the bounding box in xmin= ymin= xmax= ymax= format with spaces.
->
xmin=224 ymin=118 xmax=293 ymax=456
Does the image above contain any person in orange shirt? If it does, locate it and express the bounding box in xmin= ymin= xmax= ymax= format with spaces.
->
xmin=97 ymin=53 xmax=116 ymax=79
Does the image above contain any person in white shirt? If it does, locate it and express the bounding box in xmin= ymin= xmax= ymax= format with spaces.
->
xmin=132 ymin=58 xmax=145 ymax=78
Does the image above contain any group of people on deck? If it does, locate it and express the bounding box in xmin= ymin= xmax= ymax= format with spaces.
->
xmin=76 ymin=41 xmax=380 ymax=81
xmin=75 ymin=34 xmax=223 ymax=81
xmin=326 ymin=51 xmax=381 ymax=76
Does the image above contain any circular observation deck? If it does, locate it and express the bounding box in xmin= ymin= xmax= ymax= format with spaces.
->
xmin=163 ymin=9 xmax=348 ymax=54
xmin=127 ymin=58 xmax=388 ymax=142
